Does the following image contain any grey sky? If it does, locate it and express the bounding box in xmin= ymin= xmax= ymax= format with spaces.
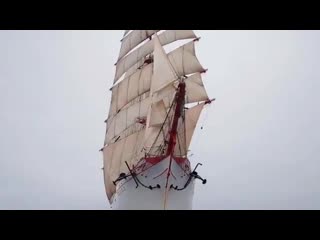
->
xmin=0 ymin=30 xmax=319 ymax=210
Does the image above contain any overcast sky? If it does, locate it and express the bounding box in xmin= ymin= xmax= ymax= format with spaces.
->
xmin=0 ymin=30 xmax=319 ymax=210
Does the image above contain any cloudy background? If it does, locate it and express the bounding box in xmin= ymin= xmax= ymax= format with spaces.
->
xmin=0 ymin=30 xmax=319 ymax=210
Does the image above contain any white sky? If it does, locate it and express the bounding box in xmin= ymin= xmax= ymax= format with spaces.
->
xmin=0 ymin=30 xmax=319 ymax=209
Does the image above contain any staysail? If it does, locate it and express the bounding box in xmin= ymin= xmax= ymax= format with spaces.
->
xmin=102 ymin=30 xmax=210 ymax=202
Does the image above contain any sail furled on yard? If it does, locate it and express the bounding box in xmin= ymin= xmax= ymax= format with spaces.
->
xmin=102 ymin=30 xmax=210 ymax=201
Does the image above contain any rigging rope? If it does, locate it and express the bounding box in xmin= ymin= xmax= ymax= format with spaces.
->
xmin=147 ymin=97 xmax=176 ymax=156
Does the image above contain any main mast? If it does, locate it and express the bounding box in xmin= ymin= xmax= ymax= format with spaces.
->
xmin=166 ymin=81 xmax=186 ymax=156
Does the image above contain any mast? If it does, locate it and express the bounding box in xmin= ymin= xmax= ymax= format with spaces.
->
xmin=166 ymin=81 xmax=186 ymax=156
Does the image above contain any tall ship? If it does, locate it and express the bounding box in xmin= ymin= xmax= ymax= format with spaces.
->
xmin=101 ymin=30 xmax=214 ymax=210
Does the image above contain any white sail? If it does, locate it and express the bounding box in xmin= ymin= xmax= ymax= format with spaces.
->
xmin=105 ymin=95 xmax=150 ymax=145
xmin=118 ymin=30 xmax=159 ymax=60
xmin=148 ymin=99 xmax=168 ymax=127
xmin=185 ymin=102 xmax=205 ymax=150
xmin=114 ymin=30 xmax=197 ymax=84
xmin=151 ymin=73 xmax=209 ymax=106
xmin=108 ymin=64 xmax=152 ymax=118
xmin=185 ymin=73 xmax=209 ymax=103
xmin=151 ymin=34 xmax=178 ymax=93
xmin=103 ymin=129 xmax=146 ymax=199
